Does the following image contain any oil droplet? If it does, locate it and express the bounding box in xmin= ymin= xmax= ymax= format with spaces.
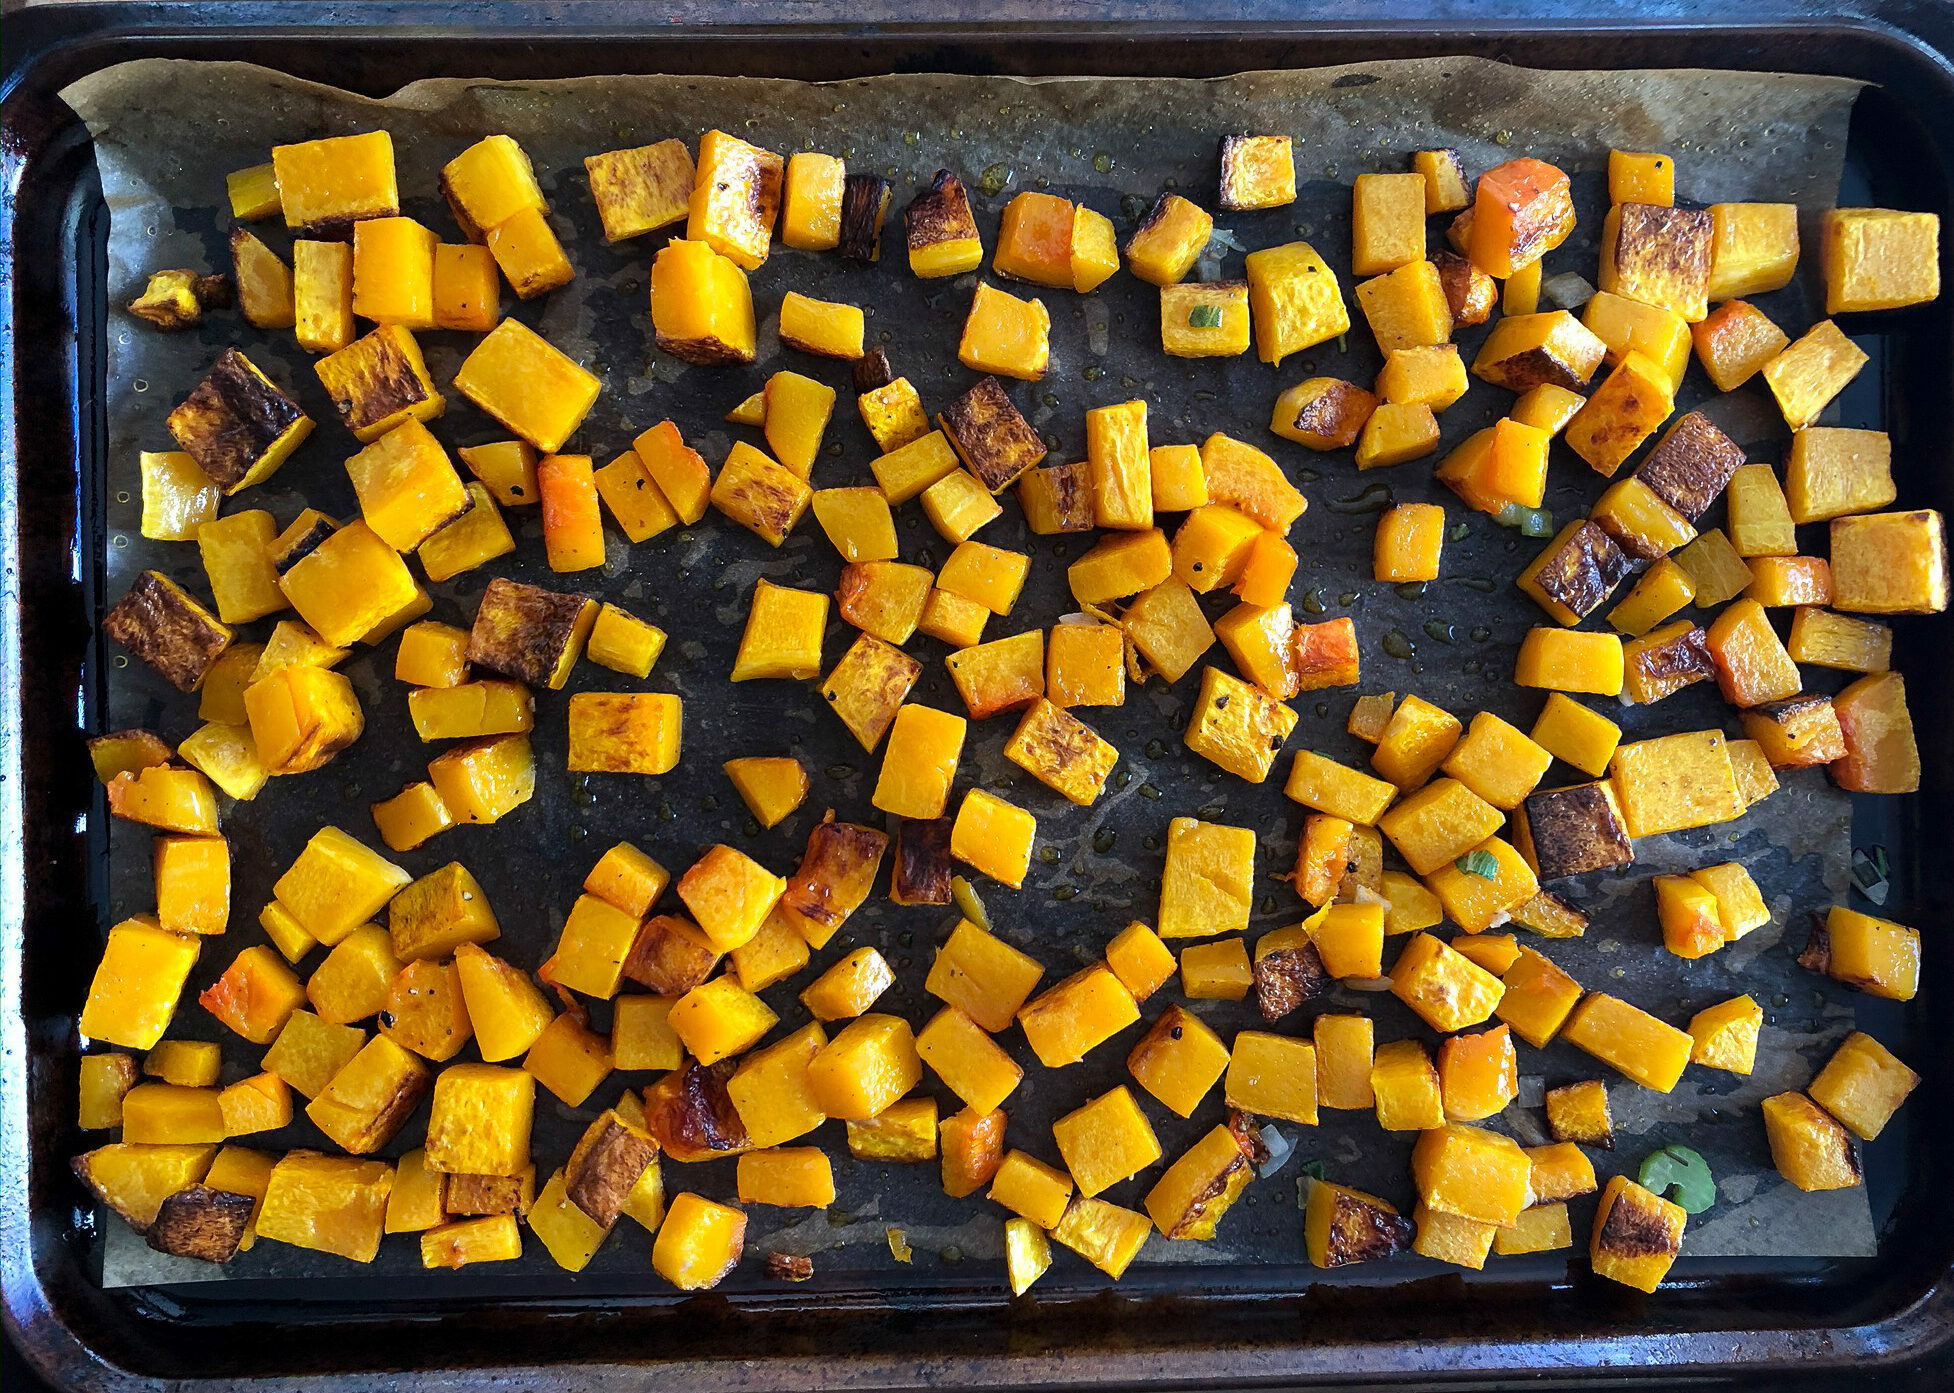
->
xmin=903 ymin=130 xmax=919 ymax=145
xmin=1299 ymin=587 xmax=1327 ymax=615
xmin=1139 ymin=783 xmax=1162 ymax=800
xmin=115 ymin=491 xmax=130 ymax=504
xmin=1337 ymin=591 xmax=1358 ymax=606
xmin=1121 ymin=193 xmax=1150 ymax=223
xmin=1093 ymin=152 xmax=1115 ymax=174
xmin=825 ymin=763 xmax=855 ymax=781
xmin=111 ymin=535 xmax=127 ymax=548
xmin=568 ymin=824 xmax=587 ymax=841
xmin=1463 ymin=658 xmax=1483 ymax=675
xmin=1453 ymin=576 xmax=1498 ymax=594
xmin=1382 ymin=629 xmax=1416 ymax=660
xmin=1143 ymin=835 xmax=1160 ymax=851
xmin=1114 ymin=769 xmax=1133 ymax=790
xmin=743 ymin=819 xmax=762 ymax=837
xmin=1423 ymin=619 xmax=1456 ymax=644
xmin=1326 ymin=481 xmax=1393 ymax=514
xmin=1039 ymin=846 xmax=1061 ymax=865
xmin=1296 ymin=466 xmax=1321 ymax=482
xmin=978 ymin=162 xmax=1013 ymax=197
xmin=1053 ymin=885 xmax=1078 ymax=901
xmin=1470 ymin=625 xmax=1491 ymax=643
xmin=1394 ymin=581 xmax=1428 ymax=600
xmin=1144 ymin=738 xmax=1167 ymax=759
xmin=132 ymin=380 xmax=148 ymax=393
xmin=1313 ymin=702 xmax=1329 ymax=719
xmin=1093 ymin=828 xmax=1117 ymax=854
xmin=1083 ymin=364 xmax=1104 ymax=381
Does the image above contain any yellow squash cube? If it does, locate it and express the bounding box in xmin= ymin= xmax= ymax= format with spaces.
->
xmin=1822 ymin=207 xmax=1940 ymax=313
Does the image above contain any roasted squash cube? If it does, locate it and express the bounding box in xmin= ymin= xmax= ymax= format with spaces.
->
xmin=1071 ymin=204 xmax=1121 ymax=292
xmin=1589 ymin=1175 xmax=1686 ymax=1292
xmin=652 ymin=1192 xmax=746 ymax=1291
xmin=737 ymin=1146 xmax=835 ymax=1208
xmin=379 ymin=959 xmax=472 ymax=1062
xmin=256 ymin=1152 xmax=394 ymax=1262
xmin=1831 ymin=509 xmax=1949 ymax=613
xmin=1686 ymin=993 xmax=1763 ymax=1074
xmin=1389 ymin=932 xmax=1503 ymax=1033
xmin=1245 ymin=241 xmax=1349 ymax=365
xmin=992 ymin=191 xmax=1075 ymax=288
xmin=1809 ymin=1031 xmax=1919 ymax=1141
xmin=1472 ymin=311 xmax=1607 ymax=392
xmin=1515 ymin=781 xmax=1631 ymax=880
xmin=1125 ymin=193 xmax=1213 ymax=286
xmin=1598 ymin=202 xmax=1713 ymax=321
xmin=1271 ymin=377 xmax=1378 ymax=450
xmin=917 ymin=1005 xmax=1023 ymax=1114
xmin=1822 ymin=207 xmax=1941 ymax=313
xmin=1762 ymin=1091 xmax=1861 ymax=1191
xmin=271 ymin=130 xmax=397 ymax=237
xmin=1355 ymin=260 xmax=1452 ymax=354
xmin=1160 ymin=280 xmax=1252 ymax=357
xmin=905 ymin=168 xmax=984 ymax=277
xmin=1692 ymin=297 xmax=1789 ymax=391
xmin=1517 ymin=520 xmax=1631 ymax=625
xmin=1762 ymin=319 xmax=1868 ymax=431
xmin=959 ymin=281 xmax=1049 ymax=381
xmin=1004 ymin=698 xmax=1118 ymax=805
xmin=1218 ymin=134 xmax=1296 ymax=211
xmin=1468 ymin=157 xmax=1574 ymax=278
xmin=1305 ymin=1180 xmax=1412 ymax=1268
xmin=450 ymin=322 xmax=597 ymax=458
xmin=1018 ymin=965 xmax=1140 ymax=1069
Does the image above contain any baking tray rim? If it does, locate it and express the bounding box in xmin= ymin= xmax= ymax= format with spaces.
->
xmin=4 ymin=3 xmax=1953 ymax=1390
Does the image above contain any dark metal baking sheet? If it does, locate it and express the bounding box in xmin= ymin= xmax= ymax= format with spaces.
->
xmin=4 ymin=4 xmax=1952 ymax=1390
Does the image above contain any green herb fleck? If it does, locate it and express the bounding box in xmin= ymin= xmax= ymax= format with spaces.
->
xmin=1456 ymin=848 xmax=1500 ymax=879
xmin=1637 ymin=1144 xmax=1717 ymax=1214
xmin=1298 ymin=1159 xmax=1327 ymax=1181
xmin=1188 ymin=304 xmax=1224 ymax=329
xmin=950 ymin=875 xmax=990 ymax=931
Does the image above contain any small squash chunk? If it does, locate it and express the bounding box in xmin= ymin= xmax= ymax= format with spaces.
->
xmin=1517 ymin=520 xmax=1631 ymax=625
xmin=1425 ymin=836 xmax=1540 ymax=933
xmin=1703 ymin=201 xmax=1800 ymax=300
xmin=1608 ymin=728 xmax=1743 ymax=837
xmin=1283 ymin=750 xmax=1396 ymax=828
xmin=1048 ymin=621 xmax=1127 ymax=708
xmin=261 ymin=1011 xmax=366 ymax=1099
xmin=905 ymin=168 xmax=983 ymax=277
xmin=1373 ymin=502 xmax=1446 ymax=583
xmin=1831 ymin=510 xmax=1949 ymax=614
xmin=650 ymin=237 xmax=756 ymax=367
xmin=1125 ymin=193 xmax=1213 ymax=286
xmin=1053 ymin=1086 xmax=1161 ymax=1197
xmin=1351 ymin=172 xmax=1428 ymax=276
xmin=1370 ymin=1039 xmax=1443 ymax=1132
xmin=922 ymin=470 xmax=1002 ymax=545
xmin=1822 ymin=207 xmax=1941 ymax=313
xmin=1071 ymin=203 xmax=1121 ymax=292
xmin=652 ymin=1193 xmax=747 ymax=1292
xmin=466 ymin=577 xmax=597 ymax=690
xmin=1804 ymin=906 xmax=1919 ymax=1001
xmin=721 ymin=1022 xmax=823 ymax=1149
xmin=1185 ymin=664 xmax=1298 ymax=783
xmin=1608 ymin=149 xmax=1673 ymax=206
xmin=584 ymin=138 xmax=694 ymax=243
xmin=777 ymin=291 xmax=865 ymax=361
xmin=1006 ymin=698 xmax=1119 ymax=804
xmin=1561 ymin=993 xmax=1693 ymax=1091
xmin=1471 ymin=311 xmax=1608 ymax=394
xmin=1271 ymin=377 xmax=1378 ymax=450
xmin=1565 ymin=351 xmax=1675 ymax=478
xmin=350 ymin=216 xmax=437 ymax=328
xmin=992 ymin=190 xmax=1076 ymax=287
xmin=837 ymin=173 xmax=892 ymax=262
xmin=1831 ymin=670 xmax=1921 ymax=794
xmin=1609 ymin=557 xmax=1696 ymax=637
xmin=777 ymin=149 xmax=845 ymax=251
xmin=1161 ymin=280 xmax=1251 ymax=357
xmin=1389 ymin=932 xmax=1504 ymax=1033
xmin=1245 ymin=241 xmax=1349 ymax=364
xmin=1377 ymin=344 xmax=1468 ymax=411
xmin=1355 ymin=403 xmax=1440 ymax=470
xmin=941 ymin=376 xmax=1047 ymax=493
xmin=1810 ymin=1031 xmax=1919 ymax=1141
xmin=254 ymin=1152 xmax=395 ymax=1263
xmin=1741 ymin=694 xmax=1846 ymax=770
xmin=858 ymin=377 xmax=930 ymax=454
xmin=779 ymin=818 xmax=887 ymax=948
xmin=1706 ymin=597 xmax=1800 ymax=707
xmin=1305 ymin=1180 xmax=1413 ymax=1268
xmin=1516 ymin=627 xmax=1625 ymax=697
xmin=710 ymin=441 xmax=812 ymax=547
xmin=432 ymin=241 xmax=500 ymax=332
xmin=1355 ymin=260 xmax=1453 ymax=354
xmin=1017 ymin=965 xmax=1140 ymax=1070
xmin=1153 ymin=815 xmax=1256 ymax=939
xmin=230 ymin=227 xmax=294 ymax=330
xmin=812 ymin=486 xmax=899 ymax=564
xmin=104 ymin=763 xmax=221 ymax=836
xmin=838 ymin=560 xmax=933 ymax=645
xmin=1598 ymin=202 xmax=1713 ymax=321
xmin=1378 ymin=777 xmax=1502 ymax=877
xmin=1496 ymin=946 xmax=1583 ymax=1048
xmin=389 ymin=861 xmax=501 ymax=963
xmin=1545 ymin=1081 xmax=1614 ymax=1150
xmin=1218 ymin=134 xmax=1296 ymax=211
xmin=380 ymin=960 xmax=473 ymax=1062
xmin=1251 ymin=925 xmax=1330 ymax=1021
xmin=1224 ymin=1030 xmax=1318 ymax=1126
xmin=1413 ymin=148 xmax=1470 ymax=213
xmin=1693 ymin=298 xmax=1789 ymax=391
xmin=686 ymin=129 xmax=782 ymax=270
xmin=925 ymin=919 xmax=1043 ymax=1032
xmin=1372 ymin=693 xmax=1463 ymax=791
xmin=1173 ymin=505 xmax=1262 ymax=593
xmin=80 ymin=920 xmax=202 ymax=1051
xmin=959 ymin=281 xmax=1050 ymax=381
xmin=1412 ymin=1122 xmax=1532 ymax=1226
xmin=991 ymin=1149 xmax=1074 ymax=1230
xmin=306 ymin=1035 xmax=432 ymax=1155
xmin=1068 ymin=529 xmax=1172 ymax=606
xmin=761 ymin=370 xmax=837 ymax=478
xmin=198 ymin=948 xmax=305 ymax=1048
xmin=731 ymin=578 xmax=827 ymax=682
xmin=1515 ymin=781 xmax=1632 ymax=880
xmin=454 ymin=318 xmax=601 ymax=454
xmin=917 ymin=1006 xmax=1022 ymax=1115
xmin=821 ymin=632 xmax=922 ymax=753
xmin=942 ymin=1108 xmax=1009 ymax=1201
xmin=1687 ymin=994 xmax=1763 ymax=1074
xmin=1762 ymin=1092 xmax=1862 ymax=1191
xmin=723 ymin=756 xmax=809 ymax=830
xmin=949 ymin=787 xmax=1037 ymax=887
xmin=104 ymin=568 xmax=235 ymax=695
xmin=1053 ymin=1196 xmax=1153 ymax=1279
xmin=1146 ymin=1117 xmax=1263 ymax=1240
xmin=1785 ymin=426 xmax=1893 ymax=524
xmin=1589 ymin=1175 xmax=1686 ymax=1292
xmin=140 ymin=451 xmax=222 ymax=543
xmin=1214 ymin=601 xmax=1298 ymax=700
xmin=272 ymin=130 xmax=398 ymax=238
xmin=344 ymin=417 xmax=469 ymax=554
xmin=1468 ymin=156 xmax=1574 ymax=277
xmin=1441 ymin=712 xmax=1551 ymax=811
xmin=1762 ymin=319 xmax=1868 ymax=431
xmin=807 ymin=1013 xmax=921 ymax=1121
xmin=873 ymin=704 xmax=966 ymax=820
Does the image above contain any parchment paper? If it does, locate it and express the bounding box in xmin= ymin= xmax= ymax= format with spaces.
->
xmin=60 ymin=56 xmax=1884 ymax=1297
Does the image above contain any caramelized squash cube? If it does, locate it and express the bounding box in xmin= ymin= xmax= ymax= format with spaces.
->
xmin=1471 ymin=311 xmax=1606 ymax=392
xmin=1004 ymin=698 xmax=1118 ymax=804
xmin=1125 ymin=193 xmax=1213 ymax=286
xmin=1762 ymin=1092 xmax=1861 ymax=1191
xmin=1687 ymin=993 xmax=1763 ymax=1074
xmin=1468 ymin=157 xmax=1574 ymax=278
xmin=1809 ymin=1031 xmax=1919 ymax=1141
xmin=1590 ymin=1175 xmax=1685 ymax=1292
xmin=1355 ymin=260 xmax=1453 ymax=354
xmin=1271 ymin=377 xmax=1378 ymax=450
xmin=1389 ymin=932 xmax=1503 ymax=1033
xmin=1219 ymin=134 xmax=1296 ymax=211
xmin=1304 ymin=1180 xmax=1412 ymax=1268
